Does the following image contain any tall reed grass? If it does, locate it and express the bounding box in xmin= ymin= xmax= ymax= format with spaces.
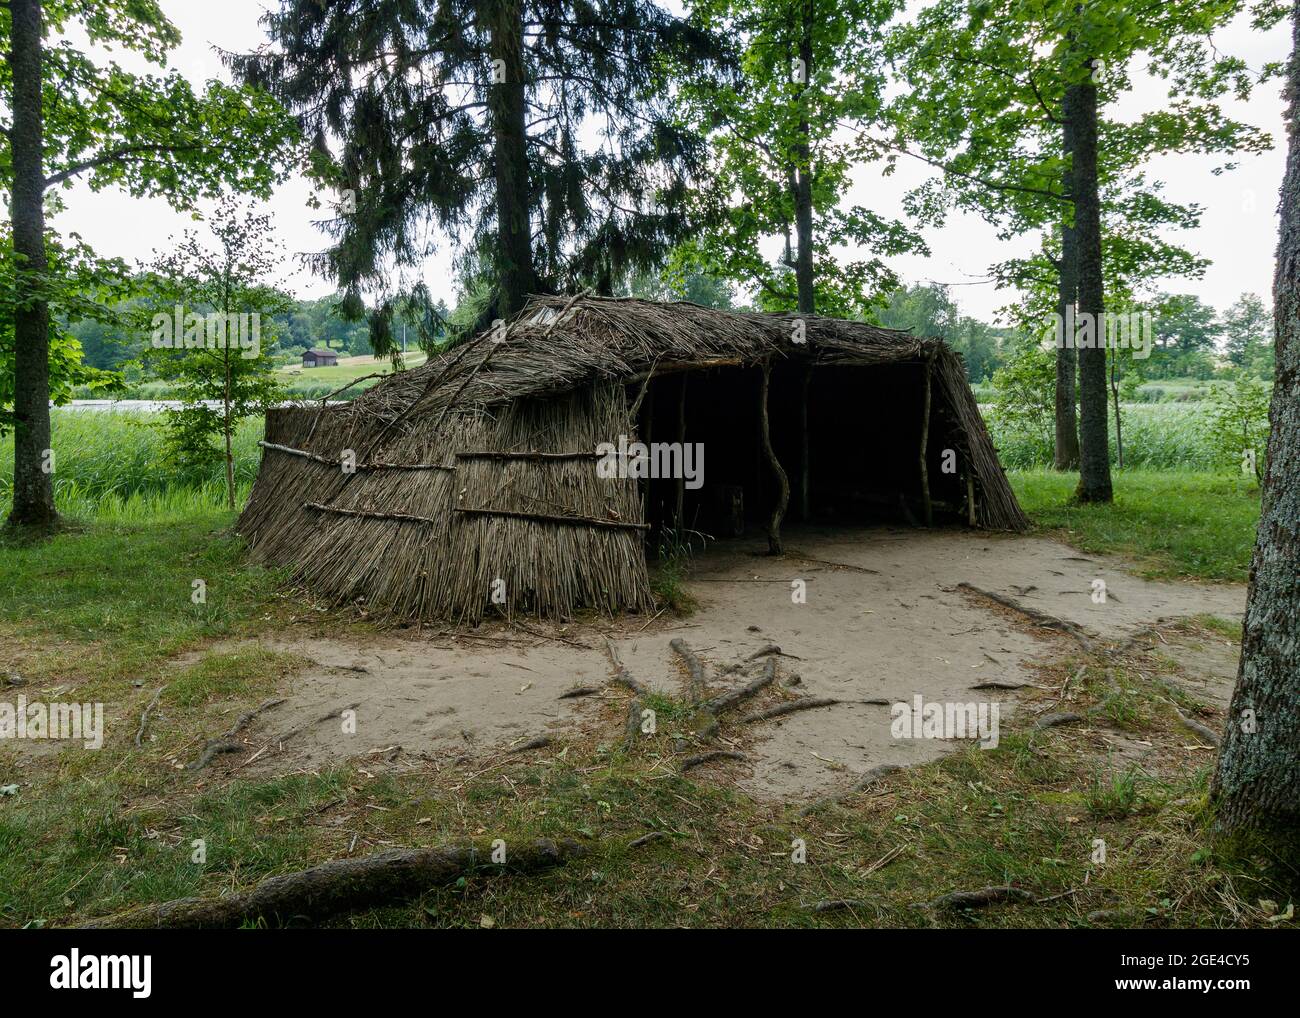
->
xmin=0 ymin=410 xmax=264 ymax=518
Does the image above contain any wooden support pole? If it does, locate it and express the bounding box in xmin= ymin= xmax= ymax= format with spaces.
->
xmin=967 ymin=469 xmax=977 ymax=528
xmin=640 ymin=379 xmax=654 ymax=531
xmin=674 ymin=373 xmax=686 ymax=531
xmin=758 ymin=361 xmax=789 ymax=555
xmin=798 ymin=370 xmax=810 ymax=523
xmin=919 ymin=353 xmax=934 ymax=527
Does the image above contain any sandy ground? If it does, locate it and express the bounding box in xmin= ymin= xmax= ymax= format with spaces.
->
xmin=204 ymin=526 xmax=1247 ymax=801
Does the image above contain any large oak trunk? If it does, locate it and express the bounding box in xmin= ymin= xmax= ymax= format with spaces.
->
xmin=1211 ymin=1 xmax=1300 ymax=874
xmin=6 ymin=0 xmax=57 ymax=533
xmin=1068 ymin=73 xmax=1112 ymax=503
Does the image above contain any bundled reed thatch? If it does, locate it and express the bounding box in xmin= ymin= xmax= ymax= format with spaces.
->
xmin=238 ymin=294 xmax=1027 ymax=624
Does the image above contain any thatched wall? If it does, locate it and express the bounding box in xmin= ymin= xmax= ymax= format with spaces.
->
xmin=240 ymin=383 xmax=653 ymax=624
xmin=238 ymin=294 xmax=1028 ymax=624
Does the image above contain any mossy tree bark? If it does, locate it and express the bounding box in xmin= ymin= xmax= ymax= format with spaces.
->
xmin=1211 ymin=0 xmax=1300 ymax=876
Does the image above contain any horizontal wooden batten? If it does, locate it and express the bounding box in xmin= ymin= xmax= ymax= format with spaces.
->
xmin=455 ymin=450 xmax=603 ymax=462
xmin=454 ymin=507 xmax=648 ymax=531
xmin=260 ymin=441 xmax=453 ymax=472
xmin=302 ymin=501 xmax=439 ymax=525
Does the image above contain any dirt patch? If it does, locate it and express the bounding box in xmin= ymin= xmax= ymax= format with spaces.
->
xmin=186 ymin=527 xmax=1245 ymax=800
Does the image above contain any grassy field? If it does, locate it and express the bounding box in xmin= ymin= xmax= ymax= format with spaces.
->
xmin=1009 ymin=470 xmax=1260 ymax=583
xmin=276 ymin=350 xmax=428 ymax=394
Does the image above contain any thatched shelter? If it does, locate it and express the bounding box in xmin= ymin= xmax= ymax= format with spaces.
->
xmin=239 ymin=294 xmax=1028 ymax=623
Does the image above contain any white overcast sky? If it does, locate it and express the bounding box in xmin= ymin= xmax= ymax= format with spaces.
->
xmin=51 ymin=1 xmax=1292 ymax=324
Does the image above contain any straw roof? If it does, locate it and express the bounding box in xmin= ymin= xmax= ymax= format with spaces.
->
xmin=346 ymin=293 xmax=939 ymax=423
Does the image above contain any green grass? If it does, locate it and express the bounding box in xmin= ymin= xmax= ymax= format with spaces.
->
xmin=0 ymin=506 xmax=283 ymax=685
xmin=1010 ymin=469 xmax=1259 ymax=582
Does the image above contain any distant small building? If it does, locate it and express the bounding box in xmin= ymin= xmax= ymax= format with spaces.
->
xmin=302 ymin=348 xmax=339 ymax=368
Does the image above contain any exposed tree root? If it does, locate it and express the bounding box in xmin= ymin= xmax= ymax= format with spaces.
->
xmin=188 ymin=698 xmax=286 ymax=770
xmin=602 ymin=637 xmax=646 ymax=694
xmin=1033 ymin=711 xmax=1084 ymax=731
xmin=702 ymin=657 xmax=777 ymax=715
xmin=800 ymin=763 xmax=901 ymax=816
xmin=738 ymin=697 xmax=840 ymax=724
xmin=807 ymin=899 xmax=864 ymax=913
xmin=669 ymin=637 xmax=708 ymax=702
xmin=1174 ymin=707 xmax=1221 ymax=746
xmin=558 ymin=685 xmax=602 ymax=699
xmin=507 ymin=735 xmax=553 ymax=754
xmin=956 ymin=583 xmax=1097 ymax=653
xmin=924 ymin=886 xmax=1036 ymax=911
xmin=80 ymin=838 xmax=585 ymax=929
xmin=680 ymin=750 xmax=747 ymax=772
xmin=628 ymin=831 xmax=668 ymax=849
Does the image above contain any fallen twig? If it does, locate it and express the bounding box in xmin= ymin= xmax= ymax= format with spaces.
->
xmin=134 ymin=686 xmax=166 ymax=749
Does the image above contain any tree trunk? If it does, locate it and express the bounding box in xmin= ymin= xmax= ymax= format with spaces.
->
xmin=487 ymin=0 xmax=536 ymax=321
xmin=1211 ymin=1 xmax=1300 ymax=876
xmin=1054 ymin=94 xmax=1081 ymax=471
xmin=1068 ymin=73 xmax=1113 ymax=503
xmin=223 ymin=351 xmax=236 ymax=510
xmin=791 ymin=5 xmax=815 ymax=316
xmin=6 ymin=0 xmax=57 ymax=534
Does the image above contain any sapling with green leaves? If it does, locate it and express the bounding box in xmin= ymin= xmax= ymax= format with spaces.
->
xmin=143 ymin=197 xmax=291 ymax=510
xmin=1201 ymin=373 xmax=1273 ymax=482
xmin=679 ymin=0 xmax=925 ymax=317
